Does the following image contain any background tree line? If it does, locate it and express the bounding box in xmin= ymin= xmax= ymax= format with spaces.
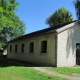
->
xmin=0 ymin=0 xmax=25 ymax=49
xmin=46 ymin=0 xmax=80 ymax=27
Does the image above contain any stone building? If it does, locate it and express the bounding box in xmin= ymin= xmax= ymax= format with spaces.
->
xmin=7 ymin=20 xmax=80 ymax=67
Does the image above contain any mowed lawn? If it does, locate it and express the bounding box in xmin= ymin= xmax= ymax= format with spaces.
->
xmin=0 ymin=58 xmax=67 ymax=80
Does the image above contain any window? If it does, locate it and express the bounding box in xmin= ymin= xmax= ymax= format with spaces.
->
xmin=30 ymin=42 xmax=34 ymax=53
xmin=10 ymin=45 xmax=12 ymax=52
xmin=15 ymin=44 xmax=17 ymax=52
xmin=41 ymin=41 xmax=47 ymax=53
xmin=21 ymin=43 xmax=25 ymax=52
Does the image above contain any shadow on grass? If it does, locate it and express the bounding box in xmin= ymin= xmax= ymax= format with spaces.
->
xmin=0 ymin=57 xmax=40 ymax=67
xmin=1 ymin=57 xmax=53 ymax=68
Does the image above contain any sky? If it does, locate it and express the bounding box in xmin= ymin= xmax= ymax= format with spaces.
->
xmin=16 ymin=0 xmax=77 ymax=34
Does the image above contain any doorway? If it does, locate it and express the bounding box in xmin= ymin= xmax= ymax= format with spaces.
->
xmin=76 ymin=43 xmax=80 ymax=65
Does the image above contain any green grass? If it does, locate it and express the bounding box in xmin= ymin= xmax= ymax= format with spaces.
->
xmin=0 ymin=58 xmax=67 ymax=80
xmin=47 ymin=67 xmax=80 ymax=76
xmin=0 ymin=67 xmax=67 ymax=80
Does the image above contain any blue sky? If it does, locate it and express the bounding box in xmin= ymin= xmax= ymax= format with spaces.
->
xmin=16 ymin=0 xmax=77 ymax=34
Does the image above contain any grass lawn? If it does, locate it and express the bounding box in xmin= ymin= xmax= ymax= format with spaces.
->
xmin=0 ymin=67 xmax=67 ymax=80
xmin=47 ymin=67 xmax=80 ymax=76
xmin=0 ymin=58 xmax=67 ymax=80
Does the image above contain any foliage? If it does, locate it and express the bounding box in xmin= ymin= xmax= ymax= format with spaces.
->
xmin=46 ymin=7 xmax=74 ymax=27
xmin=0 ymin=0 xmax=25 ymax=49
xmin=73 ymin=0 xmax=80 ymax=19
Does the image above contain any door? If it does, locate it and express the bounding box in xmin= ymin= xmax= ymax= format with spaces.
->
xmin=76 ymin=43 xmax=80 ymax=65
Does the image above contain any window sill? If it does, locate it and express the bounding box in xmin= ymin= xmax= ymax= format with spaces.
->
xmin=29 ymin=53 xmax=34 ymax=55
xmin=15 ymin=52 xmax=18 ymax=54
xmin=21 ymin=52 xmax=25 ymax=54
xmin=40 ymin=52 xmax=47 ymax=54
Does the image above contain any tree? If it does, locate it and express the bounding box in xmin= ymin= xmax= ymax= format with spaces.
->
xmin=73 ymin=0 xmax=80 ymax=19
xmin=46 ymin=7 xmax=74 ymax=27
xmin=0 ymin=0 xmax=26 ymax=49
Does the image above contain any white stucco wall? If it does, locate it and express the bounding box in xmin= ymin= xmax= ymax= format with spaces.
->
xmin=7 ymin=33 xmax=56 ymax=66
xmin=57 ymin=23 xmax=80 ymax=67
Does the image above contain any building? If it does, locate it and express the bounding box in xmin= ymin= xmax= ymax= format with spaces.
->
xmin=7 ymin=20 xmax=80 ymax=67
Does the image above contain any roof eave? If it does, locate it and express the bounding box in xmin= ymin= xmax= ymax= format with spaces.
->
xmin=7 ymin=30 xmax=56 ymax=43
xmin=56 ymin=20 xmax=80 ymax=33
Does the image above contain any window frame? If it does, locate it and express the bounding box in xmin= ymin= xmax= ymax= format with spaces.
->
xmin=41 ymin=41 xmax=47 ymax=53
xmin=29 ymin=42 xmax=34 ymax=53
xmin=15 ymin=44 xmax=18 ymax=52
xmin=21 ymin=43 xmax=25 ymax=53
xmin=10 ymin=45 xmax=12 ymax=52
